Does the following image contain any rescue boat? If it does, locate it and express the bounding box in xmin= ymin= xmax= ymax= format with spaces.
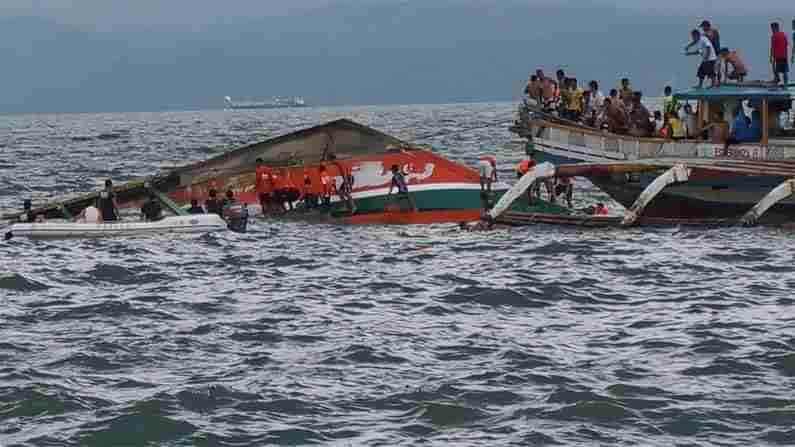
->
xmin=5 ymin=214 xmax=227 ymax=239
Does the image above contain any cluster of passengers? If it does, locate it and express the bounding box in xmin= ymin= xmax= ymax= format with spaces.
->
xmin=255 ymin=159 xmax=416 ymax=215
xmin=525 ymin=70 xmax=700 ymax=138
xmin=523 ymin=19 xmax=794 ymax=141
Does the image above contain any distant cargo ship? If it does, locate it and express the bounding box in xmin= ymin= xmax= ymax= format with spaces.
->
xmin=223 ymin=96 xmax=307 ymax=110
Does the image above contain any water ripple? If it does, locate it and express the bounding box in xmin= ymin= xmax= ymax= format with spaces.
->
xmin=2 ymin=104 xmax=795 ymax=446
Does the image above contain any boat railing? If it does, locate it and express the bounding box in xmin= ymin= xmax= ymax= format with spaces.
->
xmin=532 ymin=116 xmax=795 ymax=161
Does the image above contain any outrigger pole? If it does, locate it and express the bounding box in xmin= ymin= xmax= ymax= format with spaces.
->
xmin=621 ymin=164 xmax=690 ymax=226
xmin=741 ymin=179 xmax=795 ymax=225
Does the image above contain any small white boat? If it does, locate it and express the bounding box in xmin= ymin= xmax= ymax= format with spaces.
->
xmin=6 ymin=214 xmax=227 ymax=239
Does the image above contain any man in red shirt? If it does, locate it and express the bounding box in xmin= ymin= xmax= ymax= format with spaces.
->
xmin=771 ymin=22 xmax=789 ymax=85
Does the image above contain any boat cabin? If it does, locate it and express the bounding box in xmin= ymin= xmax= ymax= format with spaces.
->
xmin=673 ymin=83 xmax=795 ymax=147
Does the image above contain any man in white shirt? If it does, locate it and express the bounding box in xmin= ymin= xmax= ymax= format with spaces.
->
xmin=77 ymin=201 xmax=102 ymax=223
xmin=586 ymin=80 xmax=605 ymax=117
xmin=686 ymin=28 xmax=717 ymax=88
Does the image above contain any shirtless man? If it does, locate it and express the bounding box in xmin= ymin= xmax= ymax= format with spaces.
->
xmin=536 ymin=69 xmax=555 ymax=110
xmin=719 ymin=48 xmax=748 ymax=83
xmin=607 ymin=96 xmax=629 ymax=134
xmin=619 ymin=78 xmax=634 ymax=109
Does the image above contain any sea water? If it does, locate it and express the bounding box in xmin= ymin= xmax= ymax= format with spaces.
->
xmin=1 ymin=103 xmax=794 ymax=446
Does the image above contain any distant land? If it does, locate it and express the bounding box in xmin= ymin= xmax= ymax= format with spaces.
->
xmin=0 ymin=0 xmax=791 ymax=113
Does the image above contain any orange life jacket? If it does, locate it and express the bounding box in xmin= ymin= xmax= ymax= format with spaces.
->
xmin=256 ymin=166 xmax=273 ymax=193
xmin=320 ymin=174 xmax=334 ymax=196
xmin=517 ymin=159 xmax=530 ymax=175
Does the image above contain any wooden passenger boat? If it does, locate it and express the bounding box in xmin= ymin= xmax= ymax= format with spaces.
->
xmin=511 ymin=83 xmax=795 ymax=224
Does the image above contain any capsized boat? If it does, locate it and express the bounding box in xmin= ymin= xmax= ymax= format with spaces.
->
xmin=511 ymin=83 xmax=795 ymax=224
xmin=5 ymin=214 xmax=227 ymax=239
xmin=4 ymin=119 xmax=568 ymax=226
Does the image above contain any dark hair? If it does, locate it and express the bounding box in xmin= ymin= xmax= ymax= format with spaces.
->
xmin=105 ymin=179 xmax=113 ymax=188
xmin=654 ymin=110 xmax=662 ymax=118
xmin=771 ymin=22 xmax=780 ymax=31
xmin=621 ymin=78 xmax=629 ymax=84
xmin=391 ymin=164 xmax=399 ymax=171
xmin=589 ymin=80 xmax=598 ymax=89
xmin=609 ymin=88 xmax=618 ymax=96
xmin=530 ymin=75 xmax=538 ymax=82
xmin=209 ymin=189 xmax=217 ymax=197
xmin=23 ymin=199 xmax=31 ymax=209
xmin=691 ymin=28 xmax=701 ymax=36
xmin=255 ymin=157 xmax=263 ymax=164
xmin=191 ymin=199 xmax=198 ymax=206
xmin=556 ymin=69 xmax=565 ymax=77
xmin=664 ymin=86 xmax=672 ymax=94
xmin=700 ymin=20 xmax=711 ymax=28
xmin=226 ymin=189 xmax=234 ymax=199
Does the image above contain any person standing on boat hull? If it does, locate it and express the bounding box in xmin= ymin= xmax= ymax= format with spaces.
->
xmin=98 ymin=179 xmax=119 ymax=221
xmin=387 ymin=164 xmax=417 ymax=212
xmin=17 ymin=199 xmax=42 ymax=223
xmin=319 ymin=166 xmax=335 ymax=209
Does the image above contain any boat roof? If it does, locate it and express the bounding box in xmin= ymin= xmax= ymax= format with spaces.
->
xmin=674 ymin=83 xmax=795 ymax=101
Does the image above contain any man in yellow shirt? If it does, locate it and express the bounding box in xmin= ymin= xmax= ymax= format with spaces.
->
xmin=563 ymin=78 xmax=584 ymax=122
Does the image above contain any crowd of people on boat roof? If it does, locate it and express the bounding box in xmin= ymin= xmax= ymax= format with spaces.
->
xmin=523 ymin=19 xmax=794 ymax=141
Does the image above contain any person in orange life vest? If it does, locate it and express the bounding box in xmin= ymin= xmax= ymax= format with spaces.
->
xmin=319 ymin=165 xmax=336 ymax=208
xmin=256 ymin=158 xmax=275 ymax=214
xmin=269 ymin=168 xmax=287 ymax=213
xmin=302 ymin=174 xmax=318 ymax=209
xmin=279 ymin=169 xmax=301 ymax=211
xmin=516 ymin=157 xmax=539 ymax=204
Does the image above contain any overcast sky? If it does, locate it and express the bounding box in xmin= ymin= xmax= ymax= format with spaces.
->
xmin=2 ymin=0 xmax=793 ymax=29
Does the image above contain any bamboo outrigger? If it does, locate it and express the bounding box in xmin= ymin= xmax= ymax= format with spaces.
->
xmin=491 ymin=159 xmax=795 ymax=228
